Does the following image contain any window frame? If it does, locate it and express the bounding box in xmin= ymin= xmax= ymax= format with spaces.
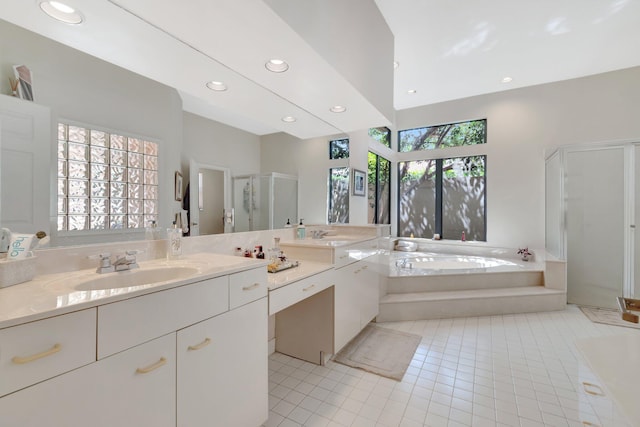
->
xmin=56 ymin=120 xmax=161 ymax=236
xmin=329 ymin=138 xmax=350 ymax=159
xmin=398 ymin=119 xmax=487 ymax=152
xmin=396 ymin=118 xmax=488 ymax=241
xmin=368 ymin=151 xmax=391 ymax=225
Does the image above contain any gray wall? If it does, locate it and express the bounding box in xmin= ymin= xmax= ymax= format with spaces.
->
xmin=0 ymin=19 xmax=183 ymax=240
xmin=262 ymin=66 xmax=640 ymax=249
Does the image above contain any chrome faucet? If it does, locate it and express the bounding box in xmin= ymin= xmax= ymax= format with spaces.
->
xmin=113 ymin=251 xmax=140 ymax=271
xmin=311 ymin=230 xmax=329 ymax=239
xmin=395 ymin=258 xmax=413 ymax=269
xmin=91 ymin=250 xmax=141 ymax=274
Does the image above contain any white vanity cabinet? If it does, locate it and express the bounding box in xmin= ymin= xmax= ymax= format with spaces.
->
xmin=0 ymin=333 xmax=176 ymax=427
xmin=177 ymin=297 xmax=267 ymax=427
xmin=89 ymin=333 xmax=176 ymax=427
xmin=333 ymin=241 xmax=379 ymax=353
xmin=0 ymin=308 xmax=96 ymax=398
xmin=0 ymin=264 xmax=269 ymax=427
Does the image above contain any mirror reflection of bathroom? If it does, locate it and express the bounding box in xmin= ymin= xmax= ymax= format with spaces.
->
xmin=233 ymin=173 xmax=297 ymax=232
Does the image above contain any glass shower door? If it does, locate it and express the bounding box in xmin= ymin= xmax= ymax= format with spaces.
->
xmin=566 ymin=147 xmax=625 ymax=308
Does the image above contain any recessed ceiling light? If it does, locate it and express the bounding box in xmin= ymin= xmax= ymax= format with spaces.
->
xmin=281 ymin=116 xmax=296 ymax=123
xmin=407 ymin=89 xmax=417 ymax=94
xmin=330 ymin=105 xmax=347 ymax=113
xmin=265 ymin=59 xmax=289 ymax=73
xmin=39 ymin=1 xmax=83 ymax=24
xmin=501 ymin=76 xmax=513 ymax=83
xmin=393 ymin=61 xmax=399 ymax=69
xmin=206 ymin=81 xmax=227 ymax=91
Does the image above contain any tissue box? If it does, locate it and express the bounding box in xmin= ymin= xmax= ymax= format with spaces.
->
xmin=0 ymin=257 xmax=37 ymax=289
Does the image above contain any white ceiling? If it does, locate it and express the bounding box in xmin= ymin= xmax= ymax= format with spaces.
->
xmin=2 ymin=0 xmax=640 ymax=138
xmin=376 ymin=0 xmax=640 ymax=110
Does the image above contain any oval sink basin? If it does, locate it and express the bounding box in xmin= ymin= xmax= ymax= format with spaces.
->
xmin=74 ymin=267 xmax=200 ymax=291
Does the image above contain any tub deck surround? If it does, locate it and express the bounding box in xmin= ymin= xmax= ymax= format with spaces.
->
xmin=0 ymin=252 xmax=267 ymax=329
xmin=378 ymin=246 xmax=567 ymax=321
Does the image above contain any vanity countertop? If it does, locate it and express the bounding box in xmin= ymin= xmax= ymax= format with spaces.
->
xmin=0 ymin=252 xmax=267 ymax=329
xmin=267 ymin=260 xmax=333 ymax=291
xmin=279 ymin=235 xmax=377 ymax=248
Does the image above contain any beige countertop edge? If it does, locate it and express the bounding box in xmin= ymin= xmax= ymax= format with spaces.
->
xmin=279 ymin=236 xmax=378 ymax=248
xmin=0 ymin=253 xmax=267 ymax=330
xmin=267 ymin=261 xmax=334 ymax=291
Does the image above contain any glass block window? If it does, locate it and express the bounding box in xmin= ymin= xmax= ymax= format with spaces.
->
xmin=398 ymin=119 xmax=486 ymax=152
xmin=57 ymin=123 xmax=159 ymax=231
xmin=329 ymin=139 xmax=349 ymax=159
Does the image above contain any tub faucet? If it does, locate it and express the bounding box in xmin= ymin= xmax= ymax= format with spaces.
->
xmin=395 ymin=258 xmax=413 ymax=269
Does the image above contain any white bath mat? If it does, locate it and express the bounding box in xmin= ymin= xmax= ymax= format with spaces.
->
xmin=333 ymin=324 xmax=421 ymax=381
xmin=579 ymin=306 xmax=640 ymax=329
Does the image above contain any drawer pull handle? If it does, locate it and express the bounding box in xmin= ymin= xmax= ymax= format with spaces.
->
xmin=361 ymin=265 xmax=368 ymax=270
xmin=242 ymin=283 xmax=260 ymax=291
xmin=136 ymin=357 xmax=167 ymax=374
xmin=188 ymin=338 xmax=212 ymax=351
xmin=12 ymin=343 xmax=61 ymax=365
xmin=582 ymin=382 xmax=605 ymax=396
xmin=302 ymin=284 xmax=315 ymax=292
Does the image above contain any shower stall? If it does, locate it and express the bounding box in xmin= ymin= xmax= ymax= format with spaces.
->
xmin=232 ymin=173 xmax=298 ymax=232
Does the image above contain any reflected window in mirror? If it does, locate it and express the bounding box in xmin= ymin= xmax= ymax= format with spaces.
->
xmin=57 ymin=123 xmax=159 ymax=231
xmin=329 ymin=138 xmax=349 ymax=159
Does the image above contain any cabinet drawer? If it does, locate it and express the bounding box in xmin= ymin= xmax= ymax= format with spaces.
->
xmin=333 ymin=246 xmax=355 ymax=269
xmin=229 ymin=267 xmax=267 ymax=310
xmin=269 ymin=270 xmax=334 ymax=315
xmin=0 ymin=308 xmax=96 ymax=397
xmin=97 ymin=276 xmax=228 ymax=359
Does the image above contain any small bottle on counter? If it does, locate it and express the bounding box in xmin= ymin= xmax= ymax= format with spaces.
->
xmin=284 ymin=219 xmax=292 ymax=228
xmin=166 ymin=221 xmax=182 ymax=259
xmin=255 ymin=245 xmax=265 ymax=259
xmin=461 ymin=230 xmax=466 ymax=242
xmin=296 ymin=219 xmax=306 ymax=240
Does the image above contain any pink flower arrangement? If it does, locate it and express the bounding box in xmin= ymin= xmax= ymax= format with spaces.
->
xmin=517 ymin=247 xmax=532 ymax=256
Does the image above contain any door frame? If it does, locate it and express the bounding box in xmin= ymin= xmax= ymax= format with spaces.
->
xmin=189 ymin=159 xmax=231 ymax=236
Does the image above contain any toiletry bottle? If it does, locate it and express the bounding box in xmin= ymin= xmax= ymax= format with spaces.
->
xmin=284 ymin=219 xmax=292 ymax=228
xmin=167 ymin=221 xmax=182 ymax=259
xmin=145 ymin=220 xmax=158 ymax=240
xmin=296 ymin=219 xmax=306 ymax=240
xmin=461 ymin=230 xmax=466 ymax=242
xmin=256 ymin=245 xmax=265 ymax=259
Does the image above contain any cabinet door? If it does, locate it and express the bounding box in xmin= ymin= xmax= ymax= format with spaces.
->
xmin=359 ymin=261 xmax=379 ymax=328
xmin=177 ymin=297 xmax=268 ymax=427
xmin=92 ymin=333 xmax=176 ymax=427
xmin=0 ymin=333 xmax=175 ymax=427
xmin=334 ymin=262 xmax=362 ymax=353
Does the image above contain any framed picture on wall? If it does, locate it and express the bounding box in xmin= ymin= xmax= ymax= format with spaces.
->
xmin=175 ymin=171 xmax=183 ymax=201
xmin=353 ymin=169 xmax=366 ymax=196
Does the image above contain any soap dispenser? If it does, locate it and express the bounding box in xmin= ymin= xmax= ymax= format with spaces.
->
xmin=296 ymin=219 xmax=306 ymax=240
xmin=167 ymin=221 xmax=182 ymax=259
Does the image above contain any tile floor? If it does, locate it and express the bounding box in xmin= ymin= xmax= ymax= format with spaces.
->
xmin=263 ymin=305 xmax=637 ymax=427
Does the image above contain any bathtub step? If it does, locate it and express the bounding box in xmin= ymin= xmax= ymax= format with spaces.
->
xmin=386 ymin=270 xmax=544 ymax=294
xmin=377 ymin=286 xmax=566 ymax=322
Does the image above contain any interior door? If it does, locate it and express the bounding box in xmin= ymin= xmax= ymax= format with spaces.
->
xmin=566 ymin=147 xmax=625 ymax=308
xmin=189 ymin=160 xmax=231 ymax=236
xmin=0 ymin=96 xmax=51 ymax=236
